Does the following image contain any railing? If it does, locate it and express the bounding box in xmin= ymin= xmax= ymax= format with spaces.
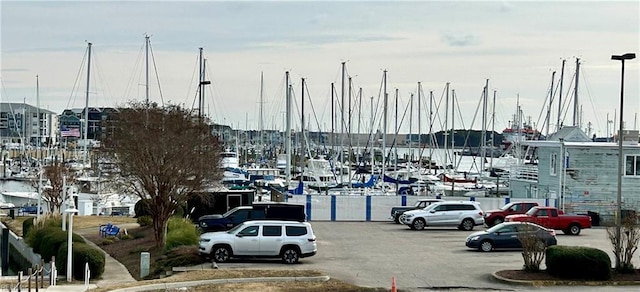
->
xmin=509 ymin=164 xmax=538 ymax=182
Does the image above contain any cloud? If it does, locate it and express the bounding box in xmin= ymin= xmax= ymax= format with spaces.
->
xmin=441 ymin=33 xmax=480 ymax=47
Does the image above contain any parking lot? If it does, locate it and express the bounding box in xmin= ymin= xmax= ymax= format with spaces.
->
xmin=217 ymin=221 xmax=640 ymax=291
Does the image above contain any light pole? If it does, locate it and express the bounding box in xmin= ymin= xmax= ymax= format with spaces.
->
xmin=65 ymin=204 xmax=78 ymax=282
xmin=612 ymin=52 xmax=636 ymax=269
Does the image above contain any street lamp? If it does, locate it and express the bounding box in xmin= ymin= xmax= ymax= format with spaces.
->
xmin=612 ymin=52 xmax=636 ymax=270
xmin=65 ymin=205 xmax=78 ymax=282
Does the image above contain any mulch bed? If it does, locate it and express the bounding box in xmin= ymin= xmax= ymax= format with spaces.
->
xmin=496 ymin=269 xmax=640 ymax=283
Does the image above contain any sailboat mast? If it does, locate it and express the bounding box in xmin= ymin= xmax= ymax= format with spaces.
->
xmin=370 ymin=96 xmax=374 ymax=172
xmin=285 ymin=71 xmax=292 ymax=191
xmin=417 ymin=83 xmax=422 ymax=174
xmin=145 ymin=35 xmax=150 ymax=105
xmin=451 ymin=89 xmax=456 ymax=169
xmin=444 ymin=83 xmax=449 ymax=168
xmin=331 ymin=83 xmax=335 ymax=162
xmin=259 ymin=72 xmax=264 ymax=160
xmin=357 ymin=88 xmax=362 ymax=167
xmin=482 ymin=79 xmax=488 ymax=174
xmin=382 ymin=70 xmax=388 ymax=184
xmin=573 ymin=58 xmax=580 ymax=127
xmin=36 ymin=75 xmax=40 ymax=148
xmin=348 ymin=76 xmax=353 ymax=187
xmin=198 ymin=47 xmax=204 ymax=118
xmin=409 ymin=93 xmax=413 ymax=164
xmin=490 ymin=90 xmax=496 ymax=170
xmin=394 ymin=88 xmax=398 ymax=174
xmin=557 ymin=59 xmax=566 ymax=131
xmin=340 ymin=62 xmax=346 ymax=184
xmin=547 ymin=71 xmax=556 ymax=137
xmin=429 ymin=90 xmax=434 ymax=174
xmin=84 ymin=42 xmax=92 ymax=166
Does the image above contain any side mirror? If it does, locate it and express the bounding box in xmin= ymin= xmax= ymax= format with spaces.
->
xmin=236 ymin=234 xmax=243 ymax=238
xmin=429 ymin=209 xmax=436 ymax=213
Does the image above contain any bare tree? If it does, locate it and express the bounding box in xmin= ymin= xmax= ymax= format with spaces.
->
xmin=102 ymin=101 xmax=222 ymax=247
xmin=607 ymin=217 xmax=640 ymax=272
xmin=517 ymin=223 xmax=547 ymax=272
xmin=29 ymin=160 xmax=76 ymax=212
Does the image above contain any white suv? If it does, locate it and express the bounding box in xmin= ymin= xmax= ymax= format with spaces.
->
xmin=199 ymin=220 xmax=317 ymax=264
xmin=400 ymin=201 xmax=484 ymax=231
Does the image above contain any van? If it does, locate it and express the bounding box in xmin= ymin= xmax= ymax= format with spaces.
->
xmin=198 ymin=202 xmax=305 ymax=232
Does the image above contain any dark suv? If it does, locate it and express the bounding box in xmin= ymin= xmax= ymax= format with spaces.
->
xmin=198 ymin=202 xmax=305 ymax=232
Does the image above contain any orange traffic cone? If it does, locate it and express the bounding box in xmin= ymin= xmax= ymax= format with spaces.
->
xmin=391 ymin=276 xmax=397 ymax=292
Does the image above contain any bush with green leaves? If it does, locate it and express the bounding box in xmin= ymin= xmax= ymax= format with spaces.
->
xmin=149 ymin=246 xmax=206 ymax=279
xmin=165 ymin=217 xmax=199 ymax=252
xmin=546 ymin=245 xmax=611 ymax=280
xmin=56 ymin=242 xmax=105 ymax=280
xmin=137 ymin=216 xmax=153 ymax=227
xmin=32 ymin=227 xmax=85 ymax=262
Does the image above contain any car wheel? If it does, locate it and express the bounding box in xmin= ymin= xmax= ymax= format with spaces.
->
xmin=480 ymin=240 xmax=493 ymax=252
xmin=461 ymin=219 xmax=474 ymax=231
xmin=281 ymin=247 xmax=300 ymax=264
xmin=569 ymin=224 xmax=581 ymax=235
xmin=412 ymin=218 xmax=426 ymax=230
xmin=394 ymin=214 xmax=401 ymax=224
xmin=213 ymin=245 xmax=231 ymax=263
xmin=493 ymin=217 xmax=503 ymax=226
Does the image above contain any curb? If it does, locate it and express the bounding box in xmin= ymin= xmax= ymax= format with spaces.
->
xmin=491 ymin=270 xmax=640 ymax=286
xmin=106 ymin=275 xmax=331 ymax=292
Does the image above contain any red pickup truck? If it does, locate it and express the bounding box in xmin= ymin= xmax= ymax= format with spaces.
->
xmin=483 ymin=201 xmax=539 ymax=227
xmin=505 ymin=206 xmax=592 ymax=235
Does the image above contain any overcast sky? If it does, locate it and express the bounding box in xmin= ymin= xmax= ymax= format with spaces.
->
xmin=1 ymin=0 xmax=638 ymax=137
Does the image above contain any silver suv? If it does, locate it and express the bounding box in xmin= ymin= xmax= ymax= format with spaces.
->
xmin=400 ymin=201 xmax=485 ymax=231
xmin=199 ymin=220 xmax=317 ymax=264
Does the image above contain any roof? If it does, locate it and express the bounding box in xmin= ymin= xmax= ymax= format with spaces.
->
xmin=547 ymin=126 xmax=591 ymax=142
xmin=0 ymin=103 xmax=56 ymax=115
xmin=522 ymin=140 xmax=640 ymax=149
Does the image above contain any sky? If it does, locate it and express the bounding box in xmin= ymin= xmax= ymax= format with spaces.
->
xmin=1 ymin=0 xmax=638 ymax=137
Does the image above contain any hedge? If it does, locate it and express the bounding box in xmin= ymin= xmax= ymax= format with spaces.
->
xmin=56 ymin=242 xmax=105 ymax=280
xmin=546 ymin=245 xmax=611 ymax=280
xmin=32 ymin=227 xmax=85 ymax=262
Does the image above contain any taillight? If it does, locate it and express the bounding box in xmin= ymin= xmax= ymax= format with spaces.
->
xmin=549 ymin=230 xmax=556 ymax=237
xmin=478 ymin=212 xmax=483 ymax=216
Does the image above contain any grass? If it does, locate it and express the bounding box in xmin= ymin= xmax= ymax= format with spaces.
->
xmin=1 ymin=215 xmax=137 ymax=237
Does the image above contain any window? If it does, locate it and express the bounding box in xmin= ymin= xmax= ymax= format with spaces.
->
xmin=238 ymin=226 xmax=259 ymax=237
xmin=262 ymin=226 xmax=282 ymax=237
xmin=550 ymin=153 xmax=558 ymax=176
xmin=232 ymin=210 xmax=250 ymax=221
xmin=537 ymin=209 xmax=549 ymax=217
xmin=625 ymin=155 xmax=640 ymax=176
xmin=285 ymin=226 xmax=307 ymax=236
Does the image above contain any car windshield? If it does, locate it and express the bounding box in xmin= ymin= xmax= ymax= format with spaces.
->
xmin=222 ymin=207 xmax=240 ymax=217
xmin=499 ymin=203 xmax=514 ymax=211
xmin=486 ymin=223 xmax=514 ymax=233
xmin=423 ymin=203 xmax=440 ymax=211
xmin=226 ymin=223 xmax=245 ymax=234
xmin=525 ymin=207 xmax=539 ymax=216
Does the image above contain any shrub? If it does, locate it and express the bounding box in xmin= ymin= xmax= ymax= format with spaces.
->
xmin=134 ymin=199 xmax=152 ymax=218
xmin=171 ymin=205 xmax=185 ymax=218
xmin=546 ymin=245 xmax=611 ymax=280
xmin=149 ymin=246 xmax=205 ymax=279
xmin=165 ymin=217 xmax=199 ymax=252
xmin=120 ymin=234 xmax=133 ymax=240
xmin=137 ymin=216 xmax=153 ymax=227
xmin=606 ymin=217 xmax=640 ymax=273
xmin=56 ymin=242 xmax=105 ymax=280
xmin=101 ymin=238 xmax=115 ymax=245
xmin=36 ymin=227 xmax=85 ymax=262
xmin=22 ymin=217 xmax=35 ymax=237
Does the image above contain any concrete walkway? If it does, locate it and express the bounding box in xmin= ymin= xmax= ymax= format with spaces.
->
xmin=42 ymin=223 xmax=139 ymax=291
